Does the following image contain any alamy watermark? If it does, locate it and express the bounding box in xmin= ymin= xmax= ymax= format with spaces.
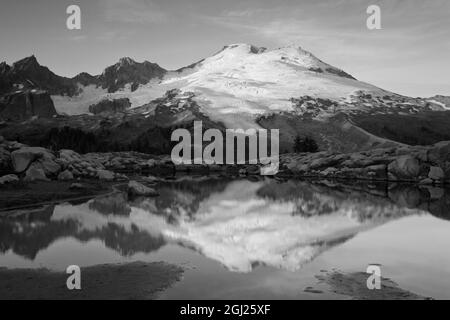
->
xmin=66 ymin=265 xmax=81 ymax=290
xmin=366 ymin=264 xmax=381 ymax=290
xmin=367 ymin=5 xmax=382 ymax=30
xmin=66 ymin=5 xmax=81 ymax=30
xmin=171 ymin=121 xmax=280 ymax=175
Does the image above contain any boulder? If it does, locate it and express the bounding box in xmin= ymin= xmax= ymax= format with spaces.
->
xmin=0 ymin=174 xmax=19 ymax=185
xmin=32 ymin=158 xmax=61 ymax=176
xmin=428 ymin=141 xmax=450 ymax=164
xmin=128 ymin=181 xmax=159 ymax=197
xmin=388 ymin=155 xmax=421 ymax=179
xmin=97 ymin=169 xmax=115 ymax=181
xmin=320 ymin=167 xmax=337 ymax=176
xmin=11 ymin=147 xmax=55 ymax=173
xmin=24 ymin=167 xmax=49 ymax=182
xmin=59 ymin=149 xmax=82 ymax=164
xmin=58 ymin=170 xmax=74 ymax=181
xmin=428 ymin=166 xmax=445 ymax=181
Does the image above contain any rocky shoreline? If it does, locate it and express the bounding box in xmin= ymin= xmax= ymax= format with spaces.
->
xmin=1 ymin=134 xmax=450 ymax=190
xmin=280 ymin=141 xmax=450 ymax=185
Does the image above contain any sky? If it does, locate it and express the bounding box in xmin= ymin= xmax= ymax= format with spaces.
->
xmin=0 ymin=0 xmax=449 ymax=97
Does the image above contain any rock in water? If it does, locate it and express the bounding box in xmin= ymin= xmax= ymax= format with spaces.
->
xmin=0 ymin=174 xmax=18 ymax=184
xmin=0 ymin=90 xmax=57 ymax=121
xmin=128 ymin=180 xmax=159 ymax=197
xmin=428 ymin=166 xmax=445 ymax=181
xmin=388 ymin=155 xmax=421 ymax=179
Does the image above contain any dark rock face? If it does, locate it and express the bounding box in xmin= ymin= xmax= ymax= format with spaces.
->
xmin=72 ymin=72 xmax=100 ymax=87
xmin=0 ymin=56 xmax=167 ymax=99
xmin=0 ymin=56 xmax=78 ymax=96
xmin=99 ymin=57 xmax=166 ymax=93
xmin=325 ymin=67 xmax=356 ymax=80
xmin=89 ymin=98 xmax=131 ymax=115
xmin=0 ymin=90 xmax=57 ymax=121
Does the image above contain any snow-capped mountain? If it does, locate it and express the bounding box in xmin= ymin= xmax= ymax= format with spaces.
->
xmin=42 ymin=43 xmax=448 ymax=128
xmin=1 ymin=44 xmax=450 ymax=153
xmin=48 ymin=44 xmax=387 ymax=125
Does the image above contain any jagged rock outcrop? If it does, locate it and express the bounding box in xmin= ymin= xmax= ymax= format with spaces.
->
xmin=0 ymin=90 xmax=57 ymax=121
xmin=99 ymin=57 xmax=166 ymax=93
xmin=89 ymin=98 xmax=131 ymax=115
xmin=0 ymin=56 xmax=77 ymax=96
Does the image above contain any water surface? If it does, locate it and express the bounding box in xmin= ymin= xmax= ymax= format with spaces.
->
xmin=1 ymin=177 xmax=450 ymax=299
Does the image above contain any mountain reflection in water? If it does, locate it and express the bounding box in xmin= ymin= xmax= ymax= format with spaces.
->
xmin=0 ymin=177 xmax=449 ymax=272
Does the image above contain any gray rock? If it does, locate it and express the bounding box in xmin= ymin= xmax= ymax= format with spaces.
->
xmin=419 ymin=178 xmax=433 ymax=185
xmin=0 ymin=174 xmax=19 ymax=184
xmin=428 ymin=166 xmax=445 ymax=180
xmin=321 ymin=167 xmax=337 ymax=176
xmin=388 ymin=156 xmax=421 ymax=179
xmin=24 ymin=167 xmax=49 ymax=182
xmin=427 ymin=187 xmax=445 ymax=200
xmin=11 ymin=147 xmax=55 ymax=173
xmin=128 ymin=181 xmax=158 ymax=197
xmin=428 ymin=141 xmax=450 ymax=164
xmin=32 ymin=158 xmax=61 ymax=176
xmin=59 ymin=149 xmax=82 ymax=163
xmin=97 ymin=169 xmax=115 ymax=181
xmin=58 ymin=170 xmax=74 ymax=181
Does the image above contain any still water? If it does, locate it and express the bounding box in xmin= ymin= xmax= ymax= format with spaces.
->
xmin=1 ymin=177 xmax=450 ymax=299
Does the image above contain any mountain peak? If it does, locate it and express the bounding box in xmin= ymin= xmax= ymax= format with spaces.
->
xmin=12 ymin=55 xmax=40 ymax=71
xmin=0 ymin=61 xmax=10 ymax=74
xmin=118 ymin=57 xmax=137 ymax=66
xmin=217 ymin=44 xmax=267 ymax=55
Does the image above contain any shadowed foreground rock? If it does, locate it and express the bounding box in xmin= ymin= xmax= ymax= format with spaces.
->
xmin=309 ymin=270 xmax=431 ymax=300
xmin=0 ymin=261 xmax=183 ymax=300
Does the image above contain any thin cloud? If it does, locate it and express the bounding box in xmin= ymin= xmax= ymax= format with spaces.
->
xmin=100 ymin=0 xmax=168 ymax=24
